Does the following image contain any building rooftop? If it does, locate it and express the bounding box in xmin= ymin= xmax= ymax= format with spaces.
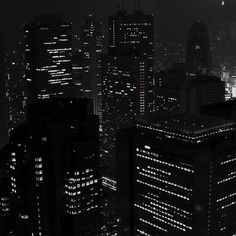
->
xmin=135 ymin=112 xmax=236 ymax=143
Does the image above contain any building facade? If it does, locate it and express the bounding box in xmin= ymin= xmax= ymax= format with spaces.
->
xmin=25 ymin=15 xmax=73 ymax=103
xmin=117 ymin=113 xmax=236 ymax=235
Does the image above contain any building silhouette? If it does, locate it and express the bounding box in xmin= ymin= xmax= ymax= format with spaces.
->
xmin=72 ymin=50 xmax=84 ymax=98
xmin=25 ymin=15 xmax=73 ymax=103
xmin=0 ymin=33 xmax=9 ymax=149
xmin=81 ymin=15 xmax=103 ymax=121
xmin=101 ymin=55 xmax=148 ymax=175
xmin=185 ymin=21 xmax=212 ymax=75
xmin=155 ymin=66 xmax=225 ymax=114
xmin=7 ymin=42 xmax=27 ymax=131
xmin=117 ymin=112 xmax=236 ymax=235
xmin=0 ymin=145 xmax=12 ymax=235
xmin=108 ymin=7 xmax=154 ymax=113
xmin=0 ymin=98 xmax=101 ymax=235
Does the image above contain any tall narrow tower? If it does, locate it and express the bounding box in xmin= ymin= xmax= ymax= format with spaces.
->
xmin=186 ymin=21 xmax=211 ymax=75
xmin=81 ymin=15 xmax=103 ymax=120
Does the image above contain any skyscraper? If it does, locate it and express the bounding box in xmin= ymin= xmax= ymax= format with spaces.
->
xmin=117 ymin=112 xmax=236 ymax=235
xmin=25 ymin=15 xmax=73 ymax=103
xmin=155 ymin=67 xmax=225 ymax=114
xmin=72 ymin=50 xmax=84 ymax=98
xmin=185 ymin=21 xmax=212 ymax=75
xmin=108 ymin=7 xmax=154 ymax=113
xmin=0 ymin=33 xmax=9 ymax=149
xmin=81 ymin=14 xmax=103 ymax=120
xmin=7 ymin=41 xmax=27 ymax=131
xmin=1 ymin=98 xmax=101 ymax=236
xmin=101 ymin=55 xmax=148 ymax=175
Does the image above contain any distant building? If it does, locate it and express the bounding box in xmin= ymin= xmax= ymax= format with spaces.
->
xmin=25 ymin=15 xmax=73 ymax=103
xmin=201 ymin=99 xmax=236 ymax=121
xmin=155 ymin=68 xmax=225 ymax=114
xmin=7 ymin=42 xmax=27 ymax=131
xmin=72 ymin=50 xmax=84 ymax=98
xmin=108 ymin=8 xmax=154 ymax=113
xmin=0 ymin=145 xmax=12 ymax=235
xmin=1 ymin=98 xmax=101 ymax=235
xmin=0 ymin=33 xmax=9 ymax=149
xmin=117 ymin=112 xmax=236 ymax=235
xmin=185 ymin=21 xmax=211 ymax=75
xmin=101 ymin=55 xmax=148 ymax=175
xmin=81 ymin=15 xmax=103 ymax=121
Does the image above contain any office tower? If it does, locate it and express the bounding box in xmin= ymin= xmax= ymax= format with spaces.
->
xmin=117 ymin=112 xmax=236 ymax=235
xmin=108 ymin=7 xmax=154 ymax=113
xmin=7 ymin=41 xmax=27 ymax=131
xmin=0 ymin=145 xmax=12 ymax=235
xmin=190 ymin=74 xmax=225 ymax=113
xmin=102 ymin=55 xmax=148 ymax=176
xmin=72 ymin=50 xmax=84 ymax=98
xmin=3 ymin=98 xmax=101 ymax=236
xmin=155 ymin=67 xmax=225 ymax=114
xmin=81 ymin=14 xmax=103 ymax=120
xmin=25 ymin=15 xmax=73 ymax=103
xmin=101 ymin=54 xmax=148 ymax=235
xmin=0 ymin=33 xmax=9 ymax=149
xmin=185 ymin=21 xmax=211 ymax=75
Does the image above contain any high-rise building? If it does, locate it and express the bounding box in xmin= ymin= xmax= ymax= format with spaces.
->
xmin=117 ymin=112 xmax=236 ymax=235
xmin=0 ymin=33 xmax=9 ymax=149
xmin=7 ymin=41 xmax=27 ymax=132
xmin=185 ymin=21 xmax=212 ymax=75
xmin=101 ymin=55 xmax=148 ymax=175
xmin=155 ymin=67 xmax=225 ymax=114
xmin=1 ymin=98 xmax=101 ymax=236
xmin=108 ymin=8 xmax=154 ymax=113
xmin=101 ymin=54 xmax=149 ymax=236
xmin=25 ymin=15 xmax=73 ymax=103
xmin=72 ymin=50 xmax=84 ymax=98
xmin=81 ymin=14 xmax=103 ymax=120
xmin=0 ymin=145 xmax=12 ymax=235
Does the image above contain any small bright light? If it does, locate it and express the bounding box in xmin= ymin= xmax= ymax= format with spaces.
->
xmin=221 ymin=1 xmax=225 ymax=6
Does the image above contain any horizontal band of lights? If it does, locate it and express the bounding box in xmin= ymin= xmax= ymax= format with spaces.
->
xmin=102 ymin=176 xmax=117 ymax=191
xmin=138 ymin=168 xmax=192 ymax=192
xmin=136 ymin=229 xmax=151 ymax=236
xmin=221 ymin=157 xmax=236 ymax=165
xmin=137 ymin=179 xmax=190 ymax=200
xmin=136 ymin=148 xmax=194 ymax=173
xmin=217 ymin=192 xmax=236 ymax=203
xmin=136 ymin=123 xmax=235 ymax=144
xmin=139 ymin=218 xmax=167 ymax=233
xmin=135 ymin=204 xmax=192 ymax=231
xmin=221 ymin=201 xmax=236 ymax=210
xmin=217 ymin=173 xmax=236 ymax=185
xmin=140 ymin=193 xmax=192 ymax=217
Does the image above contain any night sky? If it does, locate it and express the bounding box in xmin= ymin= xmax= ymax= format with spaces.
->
xmin=0 ymin=0 xmax=231 ymax=49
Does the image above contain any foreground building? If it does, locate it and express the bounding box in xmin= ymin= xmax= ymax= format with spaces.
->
xmin=117 ymin=112 xmax=236 ymax=235
xmin=0 ymin=98 xmax=101 ymax=236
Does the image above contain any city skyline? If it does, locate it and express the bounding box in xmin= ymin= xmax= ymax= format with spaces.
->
xmin=1 ymin=0 xmax=236 ymax=49
xmin=1 ymin=1 xmax=236 ymax=235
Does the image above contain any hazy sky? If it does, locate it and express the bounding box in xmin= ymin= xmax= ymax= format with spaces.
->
xmin=0 ymin=0 xmax=229 ymax=49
